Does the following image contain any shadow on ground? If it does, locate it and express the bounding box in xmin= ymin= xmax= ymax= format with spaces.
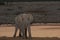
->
xmin=0 ymin=36 xmax=60 ymax=40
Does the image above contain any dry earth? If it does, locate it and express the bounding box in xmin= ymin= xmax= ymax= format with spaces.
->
xmin=0 ymin=23 xmax=60 ymax=40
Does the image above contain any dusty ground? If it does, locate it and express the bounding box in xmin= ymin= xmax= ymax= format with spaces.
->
xmin=0 ymin=23 xmax=60 ymax=40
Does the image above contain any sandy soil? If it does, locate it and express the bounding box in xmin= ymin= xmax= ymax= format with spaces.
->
xmin=0 ymin=23 xmax=60 ymax=40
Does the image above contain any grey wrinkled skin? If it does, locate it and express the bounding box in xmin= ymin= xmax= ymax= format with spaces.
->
xmin=13 ymin=13 xmax=33 ymax=40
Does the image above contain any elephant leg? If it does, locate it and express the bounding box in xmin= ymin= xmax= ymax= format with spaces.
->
xmin=27 ymin=24 xmax=32 ymax=40
xmin=19 ymin=29 xmax=23 ymax=37
xmin=13 ymin=23 xmax=18 ymax=38
xmin=25 ymin=28 xmax=27 ymax=38
xmin=13 ymin=27 xmax=18 ymax=38
xmin=20 ymin=24 xmax=25 ymax=39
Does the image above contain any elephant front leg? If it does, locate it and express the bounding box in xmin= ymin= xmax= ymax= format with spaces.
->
xmin=25 ymin=28 xmax=27 ymax=39
xmin=13 ymin=27 xmax=18 ymax=38
xmin=28 ymin=24 xmax=32 ymax=40
xmin=19 ymin=29 xmax=23 ymax=37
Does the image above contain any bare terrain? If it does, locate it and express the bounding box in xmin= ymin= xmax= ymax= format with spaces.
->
xmin=0 ymin=23 xmax=60 ymax=40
